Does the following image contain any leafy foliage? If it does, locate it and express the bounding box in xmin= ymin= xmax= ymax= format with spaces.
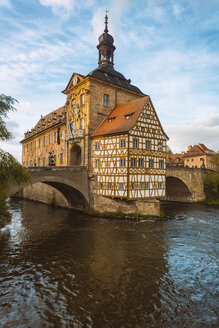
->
xmin=211 ymin=151 xmax=219 ymax=172
xmin=0 ymin=94 xmax=32 ymax=229
xmin=204 ymin=172 xmax=219 ymax=201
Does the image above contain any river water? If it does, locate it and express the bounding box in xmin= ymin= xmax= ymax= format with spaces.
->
xmin=0 ymin=199 xmax=218 ymax=328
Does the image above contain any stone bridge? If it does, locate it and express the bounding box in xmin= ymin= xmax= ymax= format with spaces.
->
xmin=8 ymin=166 xmax=90 ymax=210
xmin=166 ymin=166 xmax=209 ymax=202
xmin=8 ymin=166 xmax=210 ymax=209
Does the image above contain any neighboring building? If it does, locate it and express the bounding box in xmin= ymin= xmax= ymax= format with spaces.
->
xmin=21 ymin=106 xmax=66 ymax=167
xmin=92 ymin=97 xmax=168 ymax=200
xmin=166 ymin=149 xmax=185 ymax=166
xmin=184 ymin=144 xmax=216 ymax=170
xmin=20 ymin=14 xmax=169 ymax=207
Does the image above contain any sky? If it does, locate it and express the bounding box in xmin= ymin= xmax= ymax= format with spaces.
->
xmin=0 ymin=0 xmax=219 ymax=161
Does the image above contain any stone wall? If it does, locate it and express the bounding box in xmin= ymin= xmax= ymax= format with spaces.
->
xmin=93 ymin=194 xmax=160 ymax=217
xmin=21 ymin=183 xmax=68 ymax=207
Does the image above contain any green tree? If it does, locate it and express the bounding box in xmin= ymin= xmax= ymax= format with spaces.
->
xmin=211 ymin=151 xmax=219 ymax=172
xmin=0 ymin=94 xmax=32 ymax=229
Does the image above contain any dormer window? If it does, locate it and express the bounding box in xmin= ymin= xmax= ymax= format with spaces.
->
xmin=125 ymin=113 xmax=133 ymax=120
xmin=108 ymin=117 xmax=116 ymax=123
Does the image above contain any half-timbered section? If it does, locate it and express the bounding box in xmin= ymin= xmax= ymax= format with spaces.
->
xmin=91 ymin=96 xmax=169 ymax=200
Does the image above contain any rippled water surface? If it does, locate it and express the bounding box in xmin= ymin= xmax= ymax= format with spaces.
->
xmin=0 ymin=199 xmax=218 ymax=327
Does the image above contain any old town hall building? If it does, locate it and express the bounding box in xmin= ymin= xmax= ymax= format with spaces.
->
xmin=21 ymin=15 xmax=168 ymax=213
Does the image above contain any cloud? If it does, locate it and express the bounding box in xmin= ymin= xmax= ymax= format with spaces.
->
xmin=39 ymin=0 xmax=76 ymax=12
xmin=0 ymin=0 xmax=11 ymax=8
xmin=166 ymin=113 xmax=219 ymax=153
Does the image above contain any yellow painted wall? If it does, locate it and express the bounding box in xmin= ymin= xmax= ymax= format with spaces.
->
xmin=21 ymin=123 xmax=66 ymax=167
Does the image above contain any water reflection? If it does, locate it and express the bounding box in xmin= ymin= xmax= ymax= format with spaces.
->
xmin=0 ymin=199 xmax=218 ymax=327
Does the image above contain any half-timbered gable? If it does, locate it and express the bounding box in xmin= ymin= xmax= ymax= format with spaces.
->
xmin=91 ymin=96 xmax=168 ymax=200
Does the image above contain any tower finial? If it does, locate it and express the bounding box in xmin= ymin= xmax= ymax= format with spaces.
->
xmin=104 ymin=10 xmax=109 ymax=33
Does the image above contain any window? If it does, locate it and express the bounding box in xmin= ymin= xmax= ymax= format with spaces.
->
xmin=38 ymin=158 xmax=40 ymax=166
xmin=120 ymin=139 xmax=125 ymax=148
xmin=71 ymin=98 xmax=76 ymax=108
xmin=34 ymin=159 xmax=36 ymax=166
xmin=80 ymin=93 xmax=85 ymax=106
xmin=141 ymin=127 xmax=145 ymax=132
xmin=149 ymin=159 xmax=154 ymax=168
xmin=145 ymin=182 xmax=149 ymax=189
xmin=152 ymin=128 xmax=156 ymax=134
xmin=131 ymin=158 xmax=136 ymax=167
xmin=23 ymin=145 xmax=25 ymax=153
xmin=103 ymin=94 xmax=109 ymax=107
xmin=187 ymin=159 xmax=189 ymax=162
xmin=80 ymin=118 xmax=84 ymax=129
xmin=200 ymin=157 xmax=204 ymax=161
xmin=27 ymin=144 xmax=29 ymax=152
xmin=119 ymin=183 xmax=124 ymax=190
xmin=38 ymin=139 xmax=41 ymax=148
xmin=26 ymin=161 xmax=28 ymax=167
xmin=146 ymin=141 xmax=151 ymax=150
xmin=108 ymin=183 xmax=112 ymax=190
xmin=146 ymin=114 xmax=150 ymax=119
xmin=30 ymin=160 xmax=32 ymax=166
xmin=158 ymin=143 xmax=162 ymax=151
xmin=158 ymin=182 xmax=163 ymax=189
xmin=141 ymin=182 xmax=144 ymax=190
xmin=60 ymin=153 xmax=63 ymax=164
xmin=100 ymin=183 xmax=103 ymax=189
xmin=95 ymin=159 xmax=99 ymax=168
xmin=133 ymin=139 xmax=138 ymax=148
xmin=95 ymin=142 xmax=100 ymax=150
xmin=31 ymin=142 xmax=32 ymax=151
xmin=54 ymin=132 xmax=57 ymax=143
xmin=43 ymin=136 xmax=46 ymax=146
xmin=120 ymin=158 xmax=126 ymax=167
xmin=159 ymin=160 xmax=164 ymax=169
xmin=54 ymin=155 xmax=56 ymax=165
xmin=49 ymin=134 xmax=52 ymax=144
xmin=131 ymin=183 xmax=135 ymax=189
xmin=43 ymin=157 xmax=45 ymax=166
xmin=191 ymin=159 xmax=194 ymax=162
xmin=35 ymin=141 xmax=36 ymax=149
xmin=139 ymin=158 xmax=144 ymax=168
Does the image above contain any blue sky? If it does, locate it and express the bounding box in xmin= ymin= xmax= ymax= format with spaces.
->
xmin=0 ymin=0 xmax=218 ymax=161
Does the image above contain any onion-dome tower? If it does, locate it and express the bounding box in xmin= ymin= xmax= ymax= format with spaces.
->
xmin=97 ymin=13 xmax=116 ymax=68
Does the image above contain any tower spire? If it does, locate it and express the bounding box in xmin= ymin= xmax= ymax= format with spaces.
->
xmin=97 ymin=11 xmax=116 ymax=68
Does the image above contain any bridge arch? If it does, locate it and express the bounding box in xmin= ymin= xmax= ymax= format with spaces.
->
xmin=166 ymin=176 xmax=193 ymax=202
xmin=9 ymin=171 xmax=89 ymax=210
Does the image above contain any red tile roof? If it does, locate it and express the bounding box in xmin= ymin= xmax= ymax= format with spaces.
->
xmin=185 ymin=144 xmax=213 ymax=157
xmin=92 ymin=96 xmax=150 ymax=137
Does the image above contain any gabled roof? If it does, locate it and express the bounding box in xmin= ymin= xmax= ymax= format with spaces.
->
xmin=91 ymin=96 xmax=149 ymax=137
xmin=62 ymin=72 xmax=85 ymax=93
